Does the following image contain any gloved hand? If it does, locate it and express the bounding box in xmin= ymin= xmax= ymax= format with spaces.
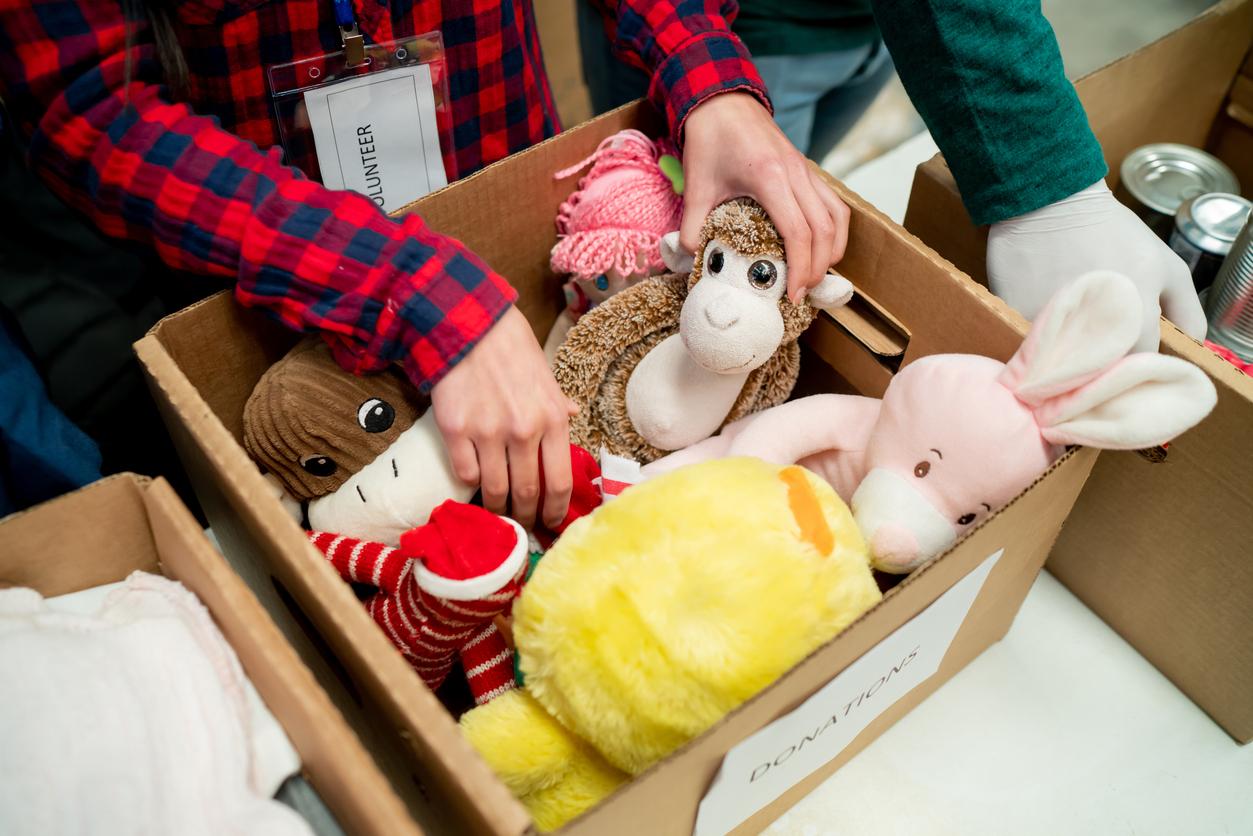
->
xmin=987 ymin=179 xmax=1207 ymax=352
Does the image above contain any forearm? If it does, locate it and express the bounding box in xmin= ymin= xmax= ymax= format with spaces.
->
xmin=872 ymin=0 xmax=1107 ymax=225
xmin=1 ymin=2 xmax=515 ymax=391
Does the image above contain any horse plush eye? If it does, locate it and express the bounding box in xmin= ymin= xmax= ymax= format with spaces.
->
xmin=914 ymin=461 xmax=930 ymax=478
xmin=708 ymin=249 xmax=724 ymax=274
xmin=957 ymin=512 xmax=976 ymax=526
xmin=357 ymin=398 xmax=395 ymax=433
xmin=748 ymin=260 xmax=777 ymax=289
xmin=300 ymin=454 xmax=338 ymax=477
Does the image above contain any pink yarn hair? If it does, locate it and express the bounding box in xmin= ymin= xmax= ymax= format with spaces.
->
xmin=550 ymin=129 xmax=683 ymax=281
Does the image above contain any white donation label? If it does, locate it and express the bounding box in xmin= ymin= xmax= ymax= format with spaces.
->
xmin=693 ymin=548 xmax=1005 ymax=836
xmin=304 ymin=63 xmax=447 ymax=210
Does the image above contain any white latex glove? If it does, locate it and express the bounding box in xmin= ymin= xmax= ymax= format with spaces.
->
xmin=987 ymin=179 xmax=1207 ymax=352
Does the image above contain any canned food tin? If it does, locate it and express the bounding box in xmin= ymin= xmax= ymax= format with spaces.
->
xmin=1169 ymin=192 xmax=1253 ymax=291
xmin=1119 ymin=144 xmax=1240 ymax=239
xmin=1206 ymin=217 xmax=1253 ymax=361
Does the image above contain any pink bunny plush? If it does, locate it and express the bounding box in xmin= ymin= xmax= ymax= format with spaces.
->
xmin=645 ymin=272 xmax=1218 ymax=573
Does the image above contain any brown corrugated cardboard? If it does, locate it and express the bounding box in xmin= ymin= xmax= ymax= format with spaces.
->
xmin=0 ymin=474 xmax=421 ymax=836
xmin=902 ymin=1 xmax=1253 ymax=744
xmin=136 ymin=101 xmax=1097 ymax=833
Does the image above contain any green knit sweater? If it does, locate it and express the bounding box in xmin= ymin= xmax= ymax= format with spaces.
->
xmin=735 ymin=0 xmax=1108 ymax=225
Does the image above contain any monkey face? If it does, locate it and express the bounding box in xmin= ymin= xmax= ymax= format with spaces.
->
xmin=680 ymin=238 xmax=789 ymax=373
xmin=674 ymin=198 xmax=817 ymax=374
xmin=242 ymin=340 xmax=424 ymax=502
xmin=244 ymin=340 xmax=478 ymax=545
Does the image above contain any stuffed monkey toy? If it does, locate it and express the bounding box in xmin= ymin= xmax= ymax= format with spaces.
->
xmin=552 ymin=198 xmax=854 ymax=464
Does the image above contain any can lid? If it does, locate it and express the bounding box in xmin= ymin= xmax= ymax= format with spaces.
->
xmin=1121 ymin=144 xmax=1240 ymax=215
xmin=1175 ymin=192 xmax=1253 ymax=255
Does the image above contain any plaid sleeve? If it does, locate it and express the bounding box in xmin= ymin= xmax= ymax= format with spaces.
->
xmin=597 ymin=0 xmax=771 ymax=146
xmin=0 ymin=0 xmax=515 ymax=393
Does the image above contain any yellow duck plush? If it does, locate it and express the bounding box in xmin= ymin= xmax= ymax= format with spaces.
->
xmin=460 ymin=457 xmax=882 ymax=830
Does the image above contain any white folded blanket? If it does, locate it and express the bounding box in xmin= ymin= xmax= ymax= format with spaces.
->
xmin=0 ymin=572 xmax=312 ymax=836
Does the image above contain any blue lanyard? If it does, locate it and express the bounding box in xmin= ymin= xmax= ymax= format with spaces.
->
xmin=333 ymin=0 xmax=355 ymax=28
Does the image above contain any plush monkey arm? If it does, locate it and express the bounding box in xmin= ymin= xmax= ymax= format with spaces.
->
xmin=308 ymin=531 xmax=409 ymax=595
xmin=459 ymin=623 xmax=518 ymax=705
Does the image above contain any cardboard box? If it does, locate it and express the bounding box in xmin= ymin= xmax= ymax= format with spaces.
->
xmin=0 ymin=474 xmax=421 ymax=836
xmin=135 ymin=101 xmax=1097 ymax=834
xmin=902 ymin=1 xmax=1253 ymax=744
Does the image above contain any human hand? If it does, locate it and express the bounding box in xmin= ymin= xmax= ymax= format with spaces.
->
xmin=430 ymin=306 xmax=577 ymax=529
xmin=681 ymin=92 xmax=850 ymax=302
xmin=987 ymin=179 xmax=1207 ymax=352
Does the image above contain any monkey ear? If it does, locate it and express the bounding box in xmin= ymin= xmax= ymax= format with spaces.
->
xmin=659 ymin=231 xmax=695 ymax=274
xmin=806 ymin=272 xmax=855 ymax=313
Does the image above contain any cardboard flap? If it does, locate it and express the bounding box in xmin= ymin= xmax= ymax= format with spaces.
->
xmin=146 ymin=292 xmax=297 ymax=442
xmin=815 ymin=168 xmax=1026 ymax=365
xmin=0 ymin=474 xmax=160 ymax=595
xmin=826 ymin=288 xmax=910 ymax=360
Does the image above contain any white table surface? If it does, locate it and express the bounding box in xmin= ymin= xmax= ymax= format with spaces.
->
xmin=764 ymin=134 xmax=1253 ymax=836
xmin=840 ymin=131 xmax=939 ymax=227
xmin=765 ymin=570 xmax=1253 ymax=836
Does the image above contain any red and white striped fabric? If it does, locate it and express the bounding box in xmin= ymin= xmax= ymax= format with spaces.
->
xmin=597 ymin=449 xmax=645 ymax=500
xmin=308 ymin=503 xmax=526 ymax=705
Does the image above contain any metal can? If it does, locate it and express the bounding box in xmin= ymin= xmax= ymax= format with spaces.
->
xmin=1119 ymin=144 xmax=1240 ymax=240
xmin=1206 ymin=216 xmax=1253 ymax=361
xmin=1169 ymin=192 xmax=1253 ymax=291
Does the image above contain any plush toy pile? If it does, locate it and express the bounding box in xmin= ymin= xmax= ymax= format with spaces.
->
xmin=237 ymin=135 xmax=1221 ymax=833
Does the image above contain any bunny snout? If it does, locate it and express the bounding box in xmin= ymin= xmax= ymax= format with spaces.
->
xmin=869 ymin=524 xmax=921 ymax=571
xmin=852 ymin=468 xmax=957 ymax=574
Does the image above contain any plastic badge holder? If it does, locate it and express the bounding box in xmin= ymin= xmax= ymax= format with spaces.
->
xmin=267 ymin=32 xmax=456 ymax=186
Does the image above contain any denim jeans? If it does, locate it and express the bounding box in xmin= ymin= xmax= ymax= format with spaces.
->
xmin=0 ymin=310 xmax=102 ymax=515
xmin=575 ymin=0 xmax=893 ymax=161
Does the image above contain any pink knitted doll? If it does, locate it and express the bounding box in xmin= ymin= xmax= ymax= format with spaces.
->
xmin=543 ymin=129 xmax=684 ymax=361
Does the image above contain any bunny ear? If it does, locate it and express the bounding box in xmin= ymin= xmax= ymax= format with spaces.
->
xmin=1035 ymin=353 xmax=1217 ymax=449
xmin=806 ymin=272 xmax=855 ymax=313
xmin=999 ymin=271 xmax=1143 ymax=405
xmin=659 ymin=231 xmax=694 ymax=274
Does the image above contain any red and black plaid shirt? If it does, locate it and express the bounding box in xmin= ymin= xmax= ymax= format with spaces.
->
xmin=0 ymin=0 xmax=767 ymax=391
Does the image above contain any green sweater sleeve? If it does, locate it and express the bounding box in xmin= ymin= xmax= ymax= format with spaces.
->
xmin=872 ymin=0 xmax=1107 ymax=225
